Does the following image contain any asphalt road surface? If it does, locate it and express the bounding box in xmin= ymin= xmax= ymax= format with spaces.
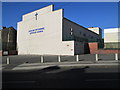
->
xmin=2 ymin=65 xmax=119 ymax=89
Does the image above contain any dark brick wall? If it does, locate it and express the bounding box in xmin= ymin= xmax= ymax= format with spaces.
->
xmin=9 ymin=50 xmax=18 ymax=55
xmin=0 ymin=50 xmax=18 ymax=56
xmin=1 ymin=27 xmax=17 ymax=51
xmin=84 ymin=43 xmax=90 ymax=54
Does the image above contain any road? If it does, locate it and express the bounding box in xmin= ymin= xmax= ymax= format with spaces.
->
xmin=2 ymin=65 xmax=119 ymax=89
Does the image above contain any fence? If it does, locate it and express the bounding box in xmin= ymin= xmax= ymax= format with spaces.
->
xmin=95 ymin=53 xmax=119 ymax=61
xmin=3 ymin=53 xmax=119 ymax=65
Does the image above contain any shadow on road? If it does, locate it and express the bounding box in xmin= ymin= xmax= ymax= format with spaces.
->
xmin=2 ymin=66 xmax=119 ymax=89
xmin=38 ymin=65 xmax=61 ymax=73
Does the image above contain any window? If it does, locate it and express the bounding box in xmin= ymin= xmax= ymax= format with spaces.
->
xmin=70 ymin=28 xmax=73 ymax=32
xmin=83 ymin=33 xmax=86 ymax=37
xmin=70 ymin=32 xmax=73 ymax=35
xmin=80 ymin=31 xmax=81 ymax=35
xmin=70 ymin=28 xmax=73 ymax=35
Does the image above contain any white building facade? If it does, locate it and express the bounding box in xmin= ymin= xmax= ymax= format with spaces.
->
xmin=104 ymin=28 xmax=120 ymax=49
xmin=17 ymin=5 xmax=102 ymax=55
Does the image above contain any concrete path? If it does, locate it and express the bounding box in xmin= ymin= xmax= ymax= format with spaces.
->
xmin=1 ymin=54 xmax=119 ymax=71
xmin=2 ymin=60 xmax=119 ymax=71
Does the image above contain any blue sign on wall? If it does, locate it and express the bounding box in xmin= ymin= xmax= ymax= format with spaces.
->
xmin=29 ymin=27 xmax=45 ymax=34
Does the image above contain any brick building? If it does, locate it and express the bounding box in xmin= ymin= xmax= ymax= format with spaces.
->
xmin=0 ymin=27 xmax=17 ymax=56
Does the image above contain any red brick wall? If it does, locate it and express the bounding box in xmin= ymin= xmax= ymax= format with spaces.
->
xmin=88 ymin=43 xmax=98 ymax=54
xmin=97 ymin=50 xmax=119 ymax=54
xmin=88 ymin=43 xmax=120 ymax=54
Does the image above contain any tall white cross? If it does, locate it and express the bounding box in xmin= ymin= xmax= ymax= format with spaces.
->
xmin=35 ymin=12 xmax=38 ymax=20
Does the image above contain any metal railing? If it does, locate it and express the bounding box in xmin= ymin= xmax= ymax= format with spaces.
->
xmin=5 ymin=53 xmax=119 ymax=64
xmin=95 ymin=53 xmax=119 ymax=61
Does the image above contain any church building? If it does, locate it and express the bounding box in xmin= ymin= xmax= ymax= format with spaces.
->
xmin=17 ymin=5 xmax=102 ymax=55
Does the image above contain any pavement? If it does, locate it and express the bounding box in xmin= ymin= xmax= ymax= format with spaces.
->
xmin=2 ymin=54 xmax=119 ymax=64
xmin=1 ymin=60 xmax=119 ymax=71
xmin=1 ymin=54 xmax=120 ymax=71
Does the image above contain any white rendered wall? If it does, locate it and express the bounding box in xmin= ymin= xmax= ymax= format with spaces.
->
xmin=22 ymin=5 xmax=53 ymax=21
xmin=17 ymin=5 xmax=75 ymax=55
xmin=104 ymin=28 xmax=120 ymax=43
xmin=87 ymin=27 xmax=102 ymax=39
